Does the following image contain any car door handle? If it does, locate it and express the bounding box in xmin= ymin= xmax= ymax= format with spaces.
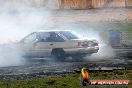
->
xmin=50 ymin=43 xmax=53 ymax=45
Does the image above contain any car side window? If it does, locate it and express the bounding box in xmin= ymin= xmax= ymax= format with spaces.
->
xmin=37 ymin=32 xmax=64 ymax=42
xmin=37 ymin=32 xmax=50 ymax=42
xmin=46 ymin=32 xmax=64 ymax=42
xmin=23 ymin=33 xmax=37 ymax=43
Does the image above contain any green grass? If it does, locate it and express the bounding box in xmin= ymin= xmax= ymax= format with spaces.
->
xmin=0 ymin=69 xmax=132 ymax=88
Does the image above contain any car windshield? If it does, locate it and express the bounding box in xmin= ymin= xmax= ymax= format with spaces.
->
xmin=60 ymin=31 xmax=80 ymax=40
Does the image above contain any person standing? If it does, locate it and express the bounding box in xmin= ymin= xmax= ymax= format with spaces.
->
xmin=80 ymin=67 xmax=91 ymax=86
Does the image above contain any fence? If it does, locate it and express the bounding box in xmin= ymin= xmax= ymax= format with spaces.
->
xmin=59 ymin=0 xmax=132 ymax=9
xmin=0 ymin=0 xmax=132 ymax=9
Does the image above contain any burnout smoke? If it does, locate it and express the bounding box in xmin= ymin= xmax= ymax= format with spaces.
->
xmin=0 ymin=45 xmax=25 ymax=67
xmin=0 ymin=0 xmax=56 ymax=67
xmin=78 ymin=30 xmax=115 ymax=60
xmin=0 ymin=0 xmax=119 ymax=67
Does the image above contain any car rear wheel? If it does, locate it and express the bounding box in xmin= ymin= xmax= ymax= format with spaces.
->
xmin=51 ymin=49 xmax=66 ymax=61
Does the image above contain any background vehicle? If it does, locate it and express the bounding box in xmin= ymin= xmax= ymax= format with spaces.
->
xmin=18 ymin=30 xmax=99 ymax=61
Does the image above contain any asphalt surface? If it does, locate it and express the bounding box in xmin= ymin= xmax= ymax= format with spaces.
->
xmin=0 ymin=48 xmax=132 ymax=76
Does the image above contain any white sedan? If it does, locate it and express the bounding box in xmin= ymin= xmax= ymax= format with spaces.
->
xmin=18 ymin=30 xmax=99 ymax=61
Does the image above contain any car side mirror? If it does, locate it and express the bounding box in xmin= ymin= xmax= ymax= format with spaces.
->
xmin=34 ymin=39 xmax=39 ymax=42
xmin=33 ymin=39 xmax=39 ymax=46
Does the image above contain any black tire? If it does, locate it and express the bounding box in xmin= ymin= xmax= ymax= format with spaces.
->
xmin=51 ymin=49 xmax=66 ymax=61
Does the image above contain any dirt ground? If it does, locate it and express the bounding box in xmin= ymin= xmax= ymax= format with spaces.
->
xmin=50 ymin=8 xmax=132 ymax=22
xmin=0 ymin=8 xmax=132 ymax=76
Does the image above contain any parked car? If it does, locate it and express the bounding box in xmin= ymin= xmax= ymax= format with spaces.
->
xmin=18 ymin=30 xmax=99 ymax=61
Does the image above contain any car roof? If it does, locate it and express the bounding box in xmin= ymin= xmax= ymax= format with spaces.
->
xmin=36 ymin=30 xmax=73 ymax=33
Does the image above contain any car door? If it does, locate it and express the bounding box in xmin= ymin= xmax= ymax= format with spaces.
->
xmin=49 ymin=32 xmax=66 ymax=48
xmin=35 ymin=32 xmax=65 ymax=57
xmin=33 ymin=32 xmax=54 ymax=57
